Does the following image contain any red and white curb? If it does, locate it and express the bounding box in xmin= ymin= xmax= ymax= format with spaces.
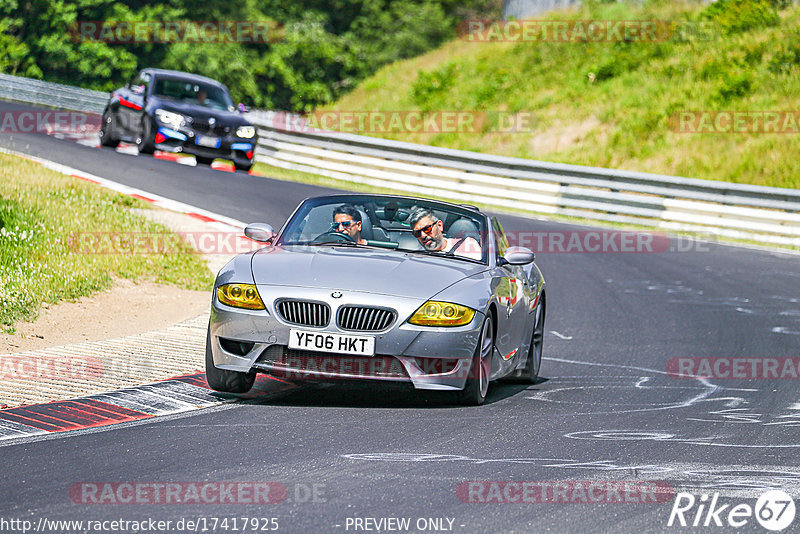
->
xmin=0 ymin=148 xmax=278 ymax=441
xmin=0 ymin=374 xmax=294 ymax=442
xmin=45 ymin=129 xmax=239 ymax=172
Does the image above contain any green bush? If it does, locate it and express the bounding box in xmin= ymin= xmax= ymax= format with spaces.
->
xmin=411 ymin=63 xmax=457 ymax=109
xmin=703 ymin=0 xmax=780 ymax=34
xmin=768 ymin=30 xmax=800 ymax=73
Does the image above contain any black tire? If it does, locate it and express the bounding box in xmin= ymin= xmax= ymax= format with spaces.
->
xmin=196 ymin=156 xmax=215 ymax=165
xmin=458 ymin=317 xmax=494 ymax=406
xmin=235 ymin=161 xmax=253 ymax=172
xmin=99 ymin=111 xmax=120 ymax=148
xmin=511 ymin=294 xmax=545 ymax=384
xmin=204 ymin=326 xmax=256 ymax=393
xmin=137 ymin=118 xmax=155 ymax=154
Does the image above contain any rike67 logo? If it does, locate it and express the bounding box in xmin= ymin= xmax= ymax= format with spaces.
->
xmin=668 ymin=490 xmax=796 ymax=531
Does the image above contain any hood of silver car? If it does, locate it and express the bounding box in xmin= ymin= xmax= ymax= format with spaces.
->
xmin=251 ymin=245 xmax=487 ymax=299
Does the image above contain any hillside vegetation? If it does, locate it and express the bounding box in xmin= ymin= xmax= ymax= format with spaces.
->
xmin=326 ymin=0 xmax=800 ymax=188
xmin=0 ymin=0 xmax=500 ymax=112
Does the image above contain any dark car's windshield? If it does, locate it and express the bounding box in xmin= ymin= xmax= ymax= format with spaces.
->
xmin=152 ymin=77 xmax=234 ymax=111
xmin=277 ymin=195 xmax=487 ymax=264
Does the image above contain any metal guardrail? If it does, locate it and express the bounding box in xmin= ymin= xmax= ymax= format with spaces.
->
xmin=0 ymin=73 xmax=797 ymax=246
xmin=249 ymin=111 xmax=800 ymax=246
xmin=0 ymin=73 xmax=108 ymax=114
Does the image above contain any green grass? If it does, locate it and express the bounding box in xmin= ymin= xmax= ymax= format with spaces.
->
xmin=0 ymin=153 xmax=213 ymax=331
xmin=322 ymin=0 xmax=800 ymax=189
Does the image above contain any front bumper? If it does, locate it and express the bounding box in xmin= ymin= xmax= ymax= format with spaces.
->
xmin=154 ymin=124 xmax=255 ymax=163
xmin=208 ymin=286 xmax=484 ymax=391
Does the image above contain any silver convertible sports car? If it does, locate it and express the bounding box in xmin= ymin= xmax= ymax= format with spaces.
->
xmin=206 ymin=194 xmax=546 ymax=405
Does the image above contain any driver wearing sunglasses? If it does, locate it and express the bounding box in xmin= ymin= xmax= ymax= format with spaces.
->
xmin=409 ymin=208 xmax=481 ymax=260
xmin=332 ymin=204 xmax=367 ymax=244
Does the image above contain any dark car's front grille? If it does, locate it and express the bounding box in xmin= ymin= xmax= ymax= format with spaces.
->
xmin=276 ymin=299 xmax=330 ymax=327
xmin=191 ymin=121 xmax=228 ymax=136
xmin=336 ymin=306 xmax=396 ymax=332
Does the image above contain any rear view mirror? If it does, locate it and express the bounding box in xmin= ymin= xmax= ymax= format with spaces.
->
xmin=245 ymin=223 xmax=275 ymax=243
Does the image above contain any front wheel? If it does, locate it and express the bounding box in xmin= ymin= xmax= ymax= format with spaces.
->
xmin=234 ymin=161 xmax=253 ymax=172
xmin=513 ymin=294 xmax=545 ymax=384
xmin=205 ymin=326 xmax=256 ymax=393
xmin=99 ymin=111 xmax=120 ymax=147
xmin=137 ymin=118 xmax=155 ymax=154
xmin=195 ymin=156 xmax=215 ymax=165
xmin=458 ymin=317 xmax=493 ymax=406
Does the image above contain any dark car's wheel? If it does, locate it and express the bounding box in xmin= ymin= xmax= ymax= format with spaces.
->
xmin=99 ymin=111 xmax=120 ymax=147
xmin=511 ymin=294 xmax=545 ymax=384
xmin=458 ymin=317 xmax=493 ymax=406
xmin=196 ymin=156 xmax=215 ymax=165
xmin=234 ymin=161 xmax=253 ymax=172
xmin=205 ymin=326 xmax=256 ymax=393
xmin=137 ymin=118 xmax=155 ymax=154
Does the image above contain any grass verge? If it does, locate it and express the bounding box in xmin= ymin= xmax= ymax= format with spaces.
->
xmin=0 ymin=152 xmax=213 ymax=332
xmin=324 ymin=0 xmax=800 ymax=189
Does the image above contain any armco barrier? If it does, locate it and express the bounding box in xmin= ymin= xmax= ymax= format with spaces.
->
xmin=248 ymin=111 xmax=800 ymax=246
xmin=0 ymin=73 xmax=797 ymax=247
xmin=0 ymin=73 xmax=108 ymax=114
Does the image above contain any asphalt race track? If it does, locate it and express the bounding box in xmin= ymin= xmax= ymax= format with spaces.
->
xmin=1 ymin=99 xmax=800 ymax=533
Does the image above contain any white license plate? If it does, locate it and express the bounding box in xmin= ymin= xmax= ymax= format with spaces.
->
xmin=288 ymin=329 xmax=375 ymax=356
xmin=196 ymin=134 xmax=220 ymax=148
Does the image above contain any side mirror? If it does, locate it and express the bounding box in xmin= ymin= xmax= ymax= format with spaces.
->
xmin=500 ymin=246 xmax=535 ymax=266
xmin=244 ymin=223 xmax=275 ymax=243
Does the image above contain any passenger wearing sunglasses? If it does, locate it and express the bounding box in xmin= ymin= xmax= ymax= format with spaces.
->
xmin=332 ymin=204 xmax=367 ymax=244
xmin=408 ymin=208 xmax=481 ymax=260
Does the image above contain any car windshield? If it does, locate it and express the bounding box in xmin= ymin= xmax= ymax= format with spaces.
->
xmin=152 ymin=77 xmax=234 ymax=111
xmin=276 ymin=195 xmax=487 ymax=264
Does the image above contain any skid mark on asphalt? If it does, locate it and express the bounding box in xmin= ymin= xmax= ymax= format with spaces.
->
xmin=534 ymin=356 xmax=719 ymax=414
xmin=550 ymin=331 xmax=572 ymax=340
xmin=341 ymin=453 xmax=800 ymax=498
xmin=534 ymin=357 xmax=800 ymax=450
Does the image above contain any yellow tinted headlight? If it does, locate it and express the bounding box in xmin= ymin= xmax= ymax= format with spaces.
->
xmin=217 ymin=283 xmax=265 ymax=310
xmin=408 ymin=301 xmax=476 ymax=327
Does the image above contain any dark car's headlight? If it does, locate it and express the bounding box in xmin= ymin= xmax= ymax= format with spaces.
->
xmin=236 ymin=125 xmax=256 ymax=138
xmin=217 ymin=283 xmax=265 ymax=310
xmin=408 ymin=301 xmax=476 ymax=327
xmin=155 ymin=109 xmax=186 ymax=129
